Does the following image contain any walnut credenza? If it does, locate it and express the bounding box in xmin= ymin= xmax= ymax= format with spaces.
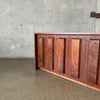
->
xmin=34 ymin=33 xmax=100 ymax=91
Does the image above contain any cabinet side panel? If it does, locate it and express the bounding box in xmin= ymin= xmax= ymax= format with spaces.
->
xmin=34 ymin=34 xmax=38 ymax=69
xmin=71 ymin=39 xmax=80 ymax=78
xmin=88 ymin=40 xmax=99 ymax=84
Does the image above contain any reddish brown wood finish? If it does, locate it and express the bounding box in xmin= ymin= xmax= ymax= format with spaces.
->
xmin=48 ymin=38 xmax=53 ymax=70
xmin=34 ymin=33 xmax=100 ymax=91
xmin=71 ymin=39 xmax=80 ymax=78
xmin=58 ymin=38 xmax=65 ymax=73
xmin=88 ymin=40 xmax=99 ymax=84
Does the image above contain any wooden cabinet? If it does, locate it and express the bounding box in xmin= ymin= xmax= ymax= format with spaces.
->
xmin=34 ymin=33 xmax=100 ymax=91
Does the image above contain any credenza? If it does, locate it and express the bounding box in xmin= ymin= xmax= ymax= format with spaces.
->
xmin=34 ymin=33 xmax=100 ymax=91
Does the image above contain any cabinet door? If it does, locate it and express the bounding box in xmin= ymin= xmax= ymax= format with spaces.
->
xmin=37 ymin=35 xmax=54 ymax=70
xmin=47 ymin=37 xmax=54 ymax=70
xmin=69 ymin=37 xmax=82 ymax=79
xmin=37 ymin=35 xmax=45 ymax=68
xmin=87 ymin=40 xmax=100 ymax=84
xmin=54 ymin=35 xmax=69 ymax=75
xmin=57 ymin=38 xmax=66 ymax=73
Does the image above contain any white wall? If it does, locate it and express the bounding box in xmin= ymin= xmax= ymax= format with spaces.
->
xmin=0 ymin=0 xmax=98 ymax=58
xmin=95 ymin=0 xmax=100 ymax=32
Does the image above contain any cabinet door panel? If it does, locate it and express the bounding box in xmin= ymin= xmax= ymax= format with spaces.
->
xmin=48 ymin=38 xmax=54 ymax=70
xmin=58 ymin=38 xmax=65 ymax=73
xmin=54 ymin=38 xmax=58 ymax=72
xmin=71 ymin=39 xmax=81 ymax=78
xmin=38 ymin=37 xmax=44 ymax=67
xmin=44 ymin=37 xmax=48 ymax=68
xmin=88 ymin=40 xmax=99 ymax=84
xmin=80 ymin=38 xmax=89 ymax=82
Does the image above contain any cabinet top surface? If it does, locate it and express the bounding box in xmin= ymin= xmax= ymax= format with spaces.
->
xmin=34 ymin=33 xmax=100 ymax=35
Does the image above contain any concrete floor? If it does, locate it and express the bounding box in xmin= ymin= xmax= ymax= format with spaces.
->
xmin=0 ymin=59 xmax=100 ymax=100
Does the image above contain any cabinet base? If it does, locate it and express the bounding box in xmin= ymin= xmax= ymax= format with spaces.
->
xmin=40 ymin=68 xmax=100 ymax=92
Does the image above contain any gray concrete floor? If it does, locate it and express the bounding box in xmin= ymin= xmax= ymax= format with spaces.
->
xmin=0 ymin=59 xmax=100 ymax=100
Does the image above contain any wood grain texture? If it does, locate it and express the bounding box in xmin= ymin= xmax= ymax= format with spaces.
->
xmin=71 ymin=39 xmax=80 ymax=78
xmin=88 ymin=40 xmax=99 ymax=84
xmin=48 ymin=38 xmax=53 ymax=70
xmin=44 ymin=36 xmax=48 ymax=68
xmin=54 ymin=37 xmax=58 ymax=72
xmin=58 ymin=39 xmax=65 ymax=73
xmin=98 ymin=41 xmax=100 ymax=86
xmin=65 ymin=37 xmax=69 ymax=75
xmin=35 ymin=33 xmax=100 ymax=91
xmin=38 ymin=37 xmax=44 ymax=67
xmin=80 ymin=38 xmax=89 ymax=82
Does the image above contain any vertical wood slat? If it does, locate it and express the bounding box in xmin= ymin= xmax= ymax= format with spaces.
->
xmin=80 ymin=38 xmax=89 ymax=82
xmin=88 ymin=40 xmax=99 ymax=84
xmin=38 ymin=37 xmax=44 ymax=67
xmin=65 ymin=37 xmax=69 ymax=76
xmin=48 ymin=38 xmax=54 ymax=70
xmin=44 ymin=36 xmax=48 ymax=68
xmin=98 ymin=41 xmax=100 ymax=86
xmin=68 ymin=37 xmax=72 ymax=77
xmin=58 ymin=38 xmax=65 ymax=73
xmin=54 ymin=37 xmax=58 ymax=73
xmin=71 ymin=39 xmax=81 ymax=78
